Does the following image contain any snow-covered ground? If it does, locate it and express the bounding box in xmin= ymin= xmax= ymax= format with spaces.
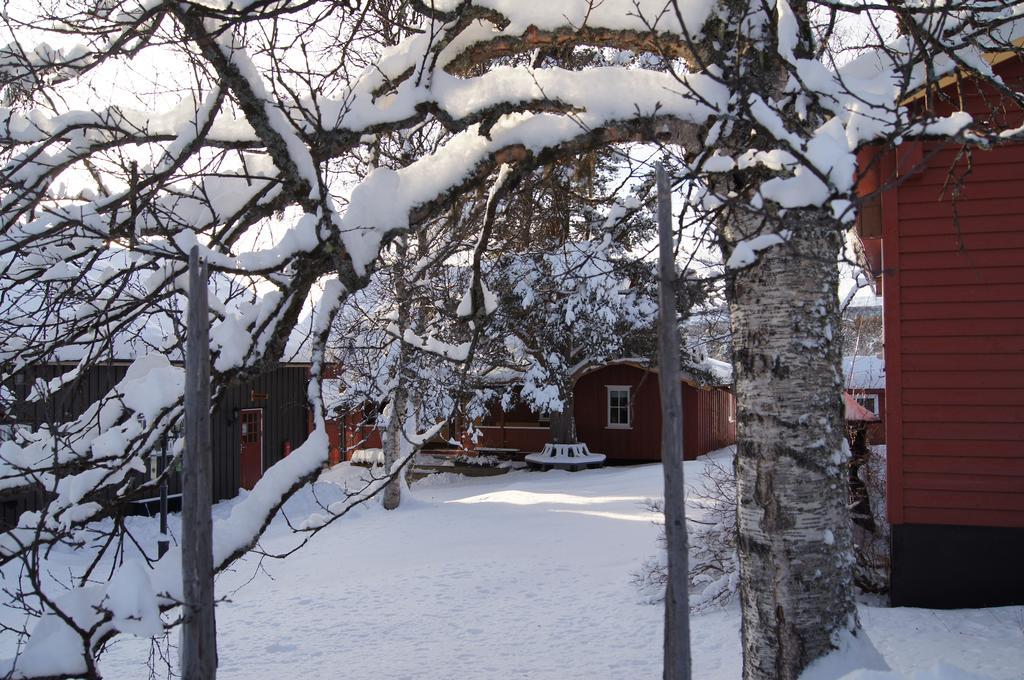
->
xmin=8 ymin=454 xmax=1024 ymax=679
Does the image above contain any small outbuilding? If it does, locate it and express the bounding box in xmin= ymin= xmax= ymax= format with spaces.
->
xmin=469 ymin=359 xmax=737 ymax=462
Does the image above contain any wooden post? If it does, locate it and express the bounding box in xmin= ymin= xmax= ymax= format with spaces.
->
xmin=656 ymin=163 xmax=691 ymax=680
xmin=158 ymin=434 xmax=169 ymax=559
xmin=181 ymin=246 xmax=217 ymax=679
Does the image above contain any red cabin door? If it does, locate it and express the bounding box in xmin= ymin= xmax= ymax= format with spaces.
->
xmin=239 ymin=409 xmax=264 ymax=490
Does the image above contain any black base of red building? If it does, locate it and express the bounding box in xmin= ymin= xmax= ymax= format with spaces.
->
xmin=890 ymin=523 xmax=1024 ymax=608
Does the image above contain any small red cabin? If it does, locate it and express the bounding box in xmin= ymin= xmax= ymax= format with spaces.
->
xmin=469 ymin=360 xmax=737 ymax=462
xmin=855 ymin=55 xmax=1024 ymax=607
xmin=328 ymin=359 xmax=737 ymax=463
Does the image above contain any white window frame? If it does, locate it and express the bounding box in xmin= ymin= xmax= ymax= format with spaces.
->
xmin=606 ymin=385 xmax=631 ymax=429
xmin=855 ymin=393 xmax=879 ymax=416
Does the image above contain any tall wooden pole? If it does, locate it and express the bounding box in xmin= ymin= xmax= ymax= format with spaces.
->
xmin=158 ymin=434 xmax=169 ymax=559
xmin=656 ymin=163 xmax=691 ymax=680
xmin=182 ymin=246 xmax=217 ymax=679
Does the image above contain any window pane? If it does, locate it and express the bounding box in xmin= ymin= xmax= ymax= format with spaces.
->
xmin=609 ymin=389 xmax=629 ymax=425
xmin=855 ymin=395 xmax=878 ymax=414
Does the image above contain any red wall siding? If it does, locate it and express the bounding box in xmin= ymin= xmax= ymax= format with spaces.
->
xmin=574 ymin=364 xmax=736 ymax=461
xmin=684 ymin=384 xmax=737 ymax=457
xmin=328 ymin=365 xmax=738 ymax=462
xmin=883 ymin=133 xmax=1024 ymax=528
xmin=326 ymin=418 xmax=342 ymax=465
xmin=929 ymin=56 xmax=1024 ymax=129
xmin=342 ymin=409 xmax=382 ymax=458
xmin=574 ymin=364 xmax=662 ymax=460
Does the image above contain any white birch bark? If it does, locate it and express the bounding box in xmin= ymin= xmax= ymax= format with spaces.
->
xmin=382 ymin=239 xmax=411 ymax=511
xmin=726 ymin=209 xmax=859 ymax=680
xmin=381 ymin=385 xmax=407 ymax=511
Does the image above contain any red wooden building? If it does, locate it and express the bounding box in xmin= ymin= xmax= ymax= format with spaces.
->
xmin=855 ymin=55 xmax=1024 ymax=607
xmin=335 ymin=402 xmax=382 ymax=463
xmin=843 ymin=356 xmax=885 ymax=445
xmin=451 ymin=360 xmax=734 ymax=462
xmin=331 ymin=359 xmax=737 ymax=463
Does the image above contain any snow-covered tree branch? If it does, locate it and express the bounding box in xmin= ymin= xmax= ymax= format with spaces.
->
xmin=1 ymin=0 xmax=1022 ymax=677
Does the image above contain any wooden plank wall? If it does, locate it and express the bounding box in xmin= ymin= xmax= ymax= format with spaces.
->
xmin=885 ymin=136 xmax=1024 ymax=527
xmin=3 ymin=363 xmax=311 ymax=507
xmin=575 ymin=364 xmax=736 ymax=461
xmin=574 ymin=364 xmax=662 ymax=461
xmin=333 ymin=364 xmax=738 ymax=463
xmin=683 ymin=385 xmax=737 ymax=458
xmin=210 ymin=366 xmax=310 ymax=501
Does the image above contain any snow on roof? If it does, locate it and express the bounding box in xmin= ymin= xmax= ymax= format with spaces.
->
xmin=843 ymin=356 xmax=885 ymax=390
xmin=843 ymin=392 xmax=880 ymax=422
xmin=38 ymin=315 xmax=315 ymax=366
xmin=10 ymin=296 xmax=315 ymax=367
xmin=695 ymin=357 xmax=733 ymax=386
xmin=567 ymin=356 xmax=732 ymax=388
xmin=479 ymin=366 xmax=529 ymax=385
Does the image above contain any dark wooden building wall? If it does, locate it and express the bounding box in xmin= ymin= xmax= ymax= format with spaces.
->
xmin=6 ymin=362 xmax=128 ymax=425
xmin=0 ymin=487 xmax=47 ymax=530
xmin=2 ymin=363 xmax=138 ymax=526
xmin=880 ymin=58 xmax=1024 ymax=530
xmin=3 ymin=362 xmax=311 ymax=513
xmin=209 ymin=366 xmax=311 ymax=502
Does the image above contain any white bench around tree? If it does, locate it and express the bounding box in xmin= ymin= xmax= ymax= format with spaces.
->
xmin=524 ymin=442 xmax=606 ymax=471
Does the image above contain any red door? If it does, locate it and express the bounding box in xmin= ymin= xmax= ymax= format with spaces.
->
xmin=240 ymin=409 xmax=263 ymax=490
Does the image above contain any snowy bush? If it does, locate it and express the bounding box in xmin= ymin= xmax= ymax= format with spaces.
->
xmin=687 ymin=458 xmax=741 ymax=610
xmin=852 ymin=445 xmax=890 ymax=594
xmin=635 ymin=449 xmax=891 ymax=608
xmin=633 ymin=458 xmax=739 ymax=611
xmin=452 ymin=454 xmax=500 ymax=467
xmin=350 ymin=448 xmax=385 ymax=467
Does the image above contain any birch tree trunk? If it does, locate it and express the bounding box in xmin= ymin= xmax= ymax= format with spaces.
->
xmin=726 ymin=209 xmax=858 ymax=680
xmin=381 ymin=383 xmax=408 ymax=511
xmin=382 ymin=239 xmax=411 ymax=511
xmin=690 ymin=3 xmax=871 ymax=675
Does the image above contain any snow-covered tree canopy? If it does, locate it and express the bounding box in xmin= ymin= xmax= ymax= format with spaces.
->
xmin=486 ymin=238 xmax=658 ymax=416
xmin=327 ymin=251 xmax=477 ymax=425
xmin=2 ymin=0 xmax=1023 ymax=677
